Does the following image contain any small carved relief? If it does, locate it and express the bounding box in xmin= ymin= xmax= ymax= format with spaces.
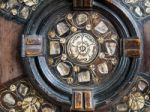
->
xmin=128 ymin=92 xmax=145 ymax=111
xmin=0 ymin=78 xmax=56 ymax=112
xmin=122 ymin=0 xmax=150 ymax=18
xmin=0 ymin=0 xmax=42 ymax=22
xmin=114 ymin=76 xmax=150 ymax=112
xmin=67 ymin=32 xmax=98 ymax=64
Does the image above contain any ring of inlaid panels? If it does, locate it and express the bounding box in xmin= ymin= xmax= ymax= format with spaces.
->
xmin=47 ymin=11 xmax=119 ymax=86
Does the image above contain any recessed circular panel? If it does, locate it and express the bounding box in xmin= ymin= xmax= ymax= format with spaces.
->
xmin=47 ymin=11 xmax=119 ymax=86
xmin=22 ymin=0 xmax=142 ymax=109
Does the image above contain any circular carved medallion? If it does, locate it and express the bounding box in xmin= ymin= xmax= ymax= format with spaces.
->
xmin=67 ymin=32 xmax=98 ymax=64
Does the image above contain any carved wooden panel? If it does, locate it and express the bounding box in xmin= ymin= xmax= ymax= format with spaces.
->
xmin=0 ymin=0 xmax=150 ymax=112
xmin=0 ymin=17 xmax=24 ymax=84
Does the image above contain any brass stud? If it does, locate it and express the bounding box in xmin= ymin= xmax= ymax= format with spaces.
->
xmin=61 ymin=54 xmax=67 ymax=61
xmin=67 ymin=77 xmax=74 ymax=84
xmin=90 ymin=64 xmax=95 ymax=71
xmin=111 ymin=58 xmax=118 ymax=65
xmin=98 ymin=37 xmax=104 ymax=44
xmin=145 ymin=95 xmax=149 ymax=100
xmin=71 ymin=26 xmax=77 ymax=32
xmin=132 ymin=87 xmax=137 ymax=92
xmin=48 ymin=31 xmax=56 ymax=38
xmin=67 ymin=13 xmax=73 ymax=20
xmin=0 ymin=3 xmax=6 ymax=9
xmin=17 ymin=101 xmax=22 ymax=106
xmin=48 ymin=58 xmax=54 ymax=65
xmin=99 ymin=52 xmax=105 ymax=59
xmin=32 ymin=5 xmax=37 ymax=11
xmin=60 ymin=38 xmax=66 ymax=44
xmin=92 ymin=13 xmax=99 ymax=19
xmin=39 ymin=98 xmax=44 ymax=103
xmin=73 ymin=66 xmax=80 ymax=72
xmin=11 ymin=9 xmax=18 ymax=15
xmin=123 ymin=96 xmax=128 ymax=102
xmin=86 ymin=24 xmax=92 ymax=31
xmin=10 ymin=85 xmax=17 ymax=92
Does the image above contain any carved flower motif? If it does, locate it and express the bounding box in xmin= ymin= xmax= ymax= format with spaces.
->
xmin=22 ymin=97 xmax=40 ymax=112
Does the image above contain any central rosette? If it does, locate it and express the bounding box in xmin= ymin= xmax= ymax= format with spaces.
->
xmin=67 ymin=32 xmax=98 ymax=64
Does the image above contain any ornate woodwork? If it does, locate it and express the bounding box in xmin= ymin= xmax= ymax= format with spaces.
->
xmin=0 ymin=0 xmax=150 ymax=112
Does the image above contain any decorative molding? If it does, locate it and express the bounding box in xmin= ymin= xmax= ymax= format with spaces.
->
xmin=73 ymin=0 xmax=93 ymax=10
xmin=21 ymin=35 xmax=44 ymax=57
xmin=123 ymin=38 xmax=141 ymax=57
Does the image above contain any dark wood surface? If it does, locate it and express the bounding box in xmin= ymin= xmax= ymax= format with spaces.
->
xmin=0 ymin=17 xmax=150 ymax=83
xmin=0 ymin=17 xmax=24 ymax=84
xmin=0 ymin=16 xmax=150 ymax=112
xmin=143 ymin=20 xmax=150 ymax=73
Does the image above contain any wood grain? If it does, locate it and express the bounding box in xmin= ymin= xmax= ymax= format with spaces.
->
xmin=143 ymin=20 xmax=150 ymax=73
xmin=0 ymin=16 xmax=150 ymax=112
xmin=0 ymin=17 xmax=24 ymax=84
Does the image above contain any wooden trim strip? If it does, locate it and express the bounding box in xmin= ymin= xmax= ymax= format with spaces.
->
xmin=73 ymin=0 xmax=93 ymax=10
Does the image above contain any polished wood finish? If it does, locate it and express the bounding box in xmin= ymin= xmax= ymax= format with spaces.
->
xmin=143 ymin=20 xmax=150 ymax=73
xmin=0 ymin=17 xmax=24 ymax=84
xmin=123 ymin=39 xmax=141 ymax=57
xmin=73 ymin=0 xmax=93 ymax=10
xmin=22 ymin=35 xmax=44 ymax=57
